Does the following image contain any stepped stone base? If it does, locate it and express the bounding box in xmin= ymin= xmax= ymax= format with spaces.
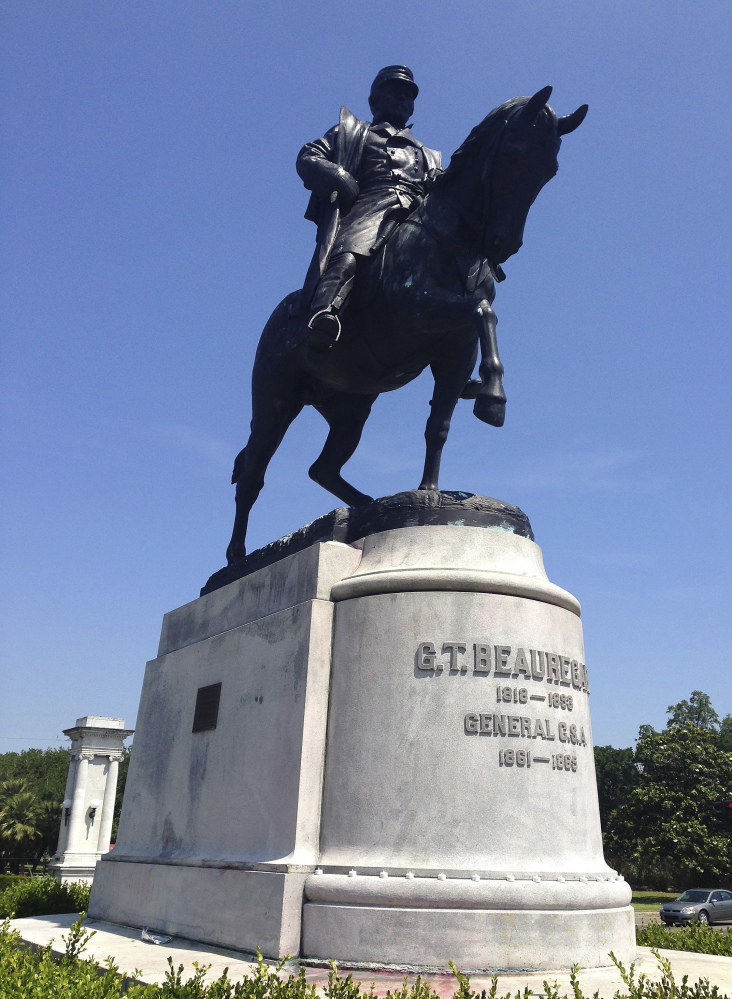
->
xmin=89 ymin=492 xmax=635 ymax=970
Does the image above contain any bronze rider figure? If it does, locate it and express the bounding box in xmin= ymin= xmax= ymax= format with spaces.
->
xmin=297 ymin=66 xmax=442 ymax=357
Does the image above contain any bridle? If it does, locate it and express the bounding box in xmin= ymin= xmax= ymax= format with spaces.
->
xmin=415 ymin=111 xmax=538 ymax=267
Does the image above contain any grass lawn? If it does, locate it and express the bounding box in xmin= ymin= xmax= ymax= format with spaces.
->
xmin=632 ymin=890 xmax=679 ymax=912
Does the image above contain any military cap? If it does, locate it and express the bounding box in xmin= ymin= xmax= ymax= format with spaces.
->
xmin=370 ymin=65 xmax=419 ymax=98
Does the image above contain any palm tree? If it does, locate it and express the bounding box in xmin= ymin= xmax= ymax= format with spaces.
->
xmin=0 ymin=779 xmax=42 ymax=857
xmin=0 ymin=778 xmax=28 ymax=801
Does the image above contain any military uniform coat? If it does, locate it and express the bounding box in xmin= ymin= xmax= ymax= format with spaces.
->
xmin=297 ymin=107 xmax=442 ymax=301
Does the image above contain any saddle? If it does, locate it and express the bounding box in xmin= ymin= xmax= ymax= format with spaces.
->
xmin=348 ymin=203 xmax=415 ymax=313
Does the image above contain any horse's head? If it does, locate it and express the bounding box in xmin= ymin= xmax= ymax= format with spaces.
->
xmin=434 ymin=87 xmax=587 ymax=266
xmin=484 ymin=87 xmax=588 ymax=264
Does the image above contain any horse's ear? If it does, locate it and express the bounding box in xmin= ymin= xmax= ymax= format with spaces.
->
xmin=523 ymin=85 xmax=553 ymax=119
xmin=557 ymin=104 xmax=588 ymax=135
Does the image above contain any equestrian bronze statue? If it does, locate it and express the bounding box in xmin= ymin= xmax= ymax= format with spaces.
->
xmin=226 ymin=69 xmax=587 ymax=564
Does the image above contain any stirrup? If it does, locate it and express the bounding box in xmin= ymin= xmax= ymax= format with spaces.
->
xmin=307 ymin=309 xmax=342 ymax=354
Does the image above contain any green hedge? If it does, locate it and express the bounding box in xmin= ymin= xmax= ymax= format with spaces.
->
xmin=1 ymin=916 xmax=730 ymax=999
xmin=637 ymin=921 xmax=732 ymax=956
xmin=0 ymin=875 xmax=90 ymax=919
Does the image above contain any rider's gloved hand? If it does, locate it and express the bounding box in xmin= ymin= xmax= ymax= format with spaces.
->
xmin=333 ymin=167 xmax=359 ymax=207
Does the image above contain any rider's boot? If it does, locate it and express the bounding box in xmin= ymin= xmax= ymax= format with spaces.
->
xmin=308 ymin=308 xmax=342 ymax=356
xmin=307 ymin=252 xmax=357 ymax=361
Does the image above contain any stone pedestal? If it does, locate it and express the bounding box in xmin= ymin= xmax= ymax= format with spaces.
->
xmin=89 ymin=493 xmax=635 ymax=971
xmin=49 ymin=716 xmax=133 ymax=885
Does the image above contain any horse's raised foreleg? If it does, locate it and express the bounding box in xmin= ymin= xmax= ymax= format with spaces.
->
xmin=226 ymin=387 xmax=304 ymax=564
xmin=419 ymin=346 xmax=478 ymax=490
xmin=310 ymin=392 xmax=377 ymax=507
xmin=472 ymin=298 xmax=506 ymax=428
xmin=402 ymin=283 xmax=506 ymax=428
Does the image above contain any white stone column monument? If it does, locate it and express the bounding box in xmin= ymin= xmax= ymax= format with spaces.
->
xmin=89 ymin=494 xmax=635 ymax=971
xmin=49 ymin=716 xmax=134 ymax=885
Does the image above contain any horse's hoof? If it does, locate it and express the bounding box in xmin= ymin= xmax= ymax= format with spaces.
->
xmin=349 ymin=492 xmax=375 ymax=507
xmin=226 ymin=546 xmax=247 ymax=566
xmin=473 ymin=395 xmax=506 ymax=427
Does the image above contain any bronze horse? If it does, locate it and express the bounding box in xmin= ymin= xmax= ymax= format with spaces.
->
xmin=226 ymin=86 xmax=587 ymax=564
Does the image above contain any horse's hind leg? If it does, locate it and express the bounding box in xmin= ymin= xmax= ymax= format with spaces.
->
xmin=226 ymin=382 xmax=303 ymax=564
xmin=419 ymin=345 xmax=477 ymax=490
xmin=310 ymin=392 xmax=377 ymax=507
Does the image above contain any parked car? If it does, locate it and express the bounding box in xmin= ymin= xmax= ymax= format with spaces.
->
xmin=660 ymin=889 xmax=732 ymax=925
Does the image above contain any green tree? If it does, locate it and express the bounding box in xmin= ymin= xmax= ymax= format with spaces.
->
xmin=0 ymin=748 xmax=69 ymax=805
xmin=112 ymin=748 xmax=130 ymax=841
xmin=0 ymin=748 xmax=70 ymax=858
xmin=666 ymin=691 xmax=720 ymax=731
xmin=637 ymin=723 xmax=657 ymax=741
xmin=719 ymin=715 xmax=732 ymax=753
xmin=0 ymin=780 xmax=42 ymax=856
xmin=593 ymin=745 xmax=638 ymax=831
xmin=35 ymin=799 xmax=62 ymax=855
xmin=604 ymin=723 xmax=732 ymax=889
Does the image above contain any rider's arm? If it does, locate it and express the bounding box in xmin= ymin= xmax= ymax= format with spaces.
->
xmin=297 ymin=126 xmax=359 ymax=203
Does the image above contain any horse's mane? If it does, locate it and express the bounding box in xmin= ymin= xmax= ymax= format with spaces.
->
xmin=433 ymin=95 xmax=556 ymax=189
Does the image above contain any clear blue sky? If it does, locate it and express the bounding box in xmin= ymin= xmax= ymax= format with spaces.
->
xmin=2 ymin=1 xmax=730 ymax=753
